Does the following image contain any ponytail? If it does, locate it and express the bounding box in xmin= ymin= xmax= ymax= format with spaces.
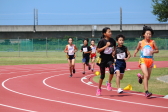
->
xmin=101 ymin=35 xmax=104 ymax=39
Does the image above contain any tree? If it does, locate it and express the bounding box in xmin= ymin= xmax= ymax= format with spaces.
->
xmin=152 ymin=0 xmax=168 ymax=22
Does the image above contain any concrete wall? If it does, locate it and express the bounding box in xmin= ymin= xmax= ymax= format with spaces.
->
xmin=0 ymin=30 xmax=167 ymax=39
xmin=0 ymin=24 xmax=168 ymax=39
xmin=0 ymin=24 xmax=168 ymax=32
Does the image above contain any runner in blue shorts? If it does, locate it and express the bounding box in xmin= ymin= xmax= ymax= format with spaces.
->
xmin=80 ymin=38 xmax=91 ymax=74
xmin=114 ymin=34 xmax=131 ymax=93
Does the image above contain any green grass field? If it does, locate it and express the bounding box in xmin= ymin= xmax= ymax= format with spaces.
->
xmin=0 ymin=50 xmax=168 ymax=65
xmin=93 ymin=68 xmax=168 ymax=95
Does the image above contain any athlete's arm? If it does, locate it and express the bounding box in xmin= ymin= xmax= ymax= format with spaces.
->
xmin=64 ymin=45 xmax=68 ymax=53
xmin=124 ymin=48 xmax=131 ymax=61
xmin=133 ymin=41 xmax=141 ymax=57
xmin=112 ymin=46 xmax=116 ymax=58
xmin=74 ymin=45 xmax=78 ymax=53
xmin=152 ymin=40 xmax=159 ymax=54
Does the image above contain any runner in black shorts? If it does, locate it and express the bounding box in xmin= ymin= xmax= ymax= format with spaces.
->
xmin=64 ymin=38 xmax=78 ymax=77
xmin=96 ymin=27 xmax=116 ymax=96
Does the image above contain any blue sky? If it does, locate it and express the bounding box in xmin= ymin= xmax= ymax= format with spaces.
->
xmin=0 ymin=0 xmax=168 ymax=25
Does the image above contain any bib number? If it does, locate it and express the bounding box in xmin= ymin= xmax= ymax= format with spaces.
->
xmin=104 ymin=47 xmax=113 ymax=54
xmin=68 ymin=47 xmax=74 ymax=55
xmin=117 ymin=52 xmax=126 ymax=59
xmin=92 ymin=47 xmax=96 ymax=53
xmin=143 ymin=48 xmax=152 ymax=56
xmin=83 ymin=48 xmax=88 ymax=52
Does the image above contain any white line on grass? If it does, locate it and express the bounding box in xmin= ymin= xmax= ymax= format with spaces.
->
xmin=81 ymin=74 xmax=166 ymax=99
xmin=43 ymin=73 xmax=168 ymax=109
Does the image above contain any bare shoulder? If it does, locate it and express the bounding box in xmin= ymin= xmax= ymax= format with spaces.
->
xmin=152 ymin=40 xmax=156 ymax=43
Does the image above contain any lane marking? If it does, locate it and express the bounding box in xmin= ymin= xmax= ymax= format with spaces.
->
xmin=2 ymin=72 xmax=119 ymax=112
xmin=81 ymin=74 xmax=165 ymax=99
xmin=0 ymin=103 xmax=37 ymax=112
xmin=43 ymin=74 xmax=168 ymax=109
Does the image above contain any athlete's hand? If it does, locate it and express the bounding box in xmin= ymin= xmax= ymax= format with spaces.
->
xmin=106 ymin=42 xmax=110 ymax=47
xmin=150 ymin=50 xmax=154 ymax=55
xmin=64 ymin=50 xmax=68 ymax=53
xmin=133 ymin=53 xmax=136 ymax=57
xmin=124 ymin=58 xmax=128 ymax=61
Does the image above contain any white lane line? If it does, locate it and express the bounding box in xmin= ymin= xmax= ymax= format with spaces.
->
xmin=43 ymin=74 xmax=168 ymax=109
xmin=0 ymin=104 xmax=37 ymax=112
xmin=87 ymin=82 xmax=93 ymax=85
xmin=81 ymin=74 xmax=165 ymax=99
xmin=2 ymin=72 xmax=119 ymax=112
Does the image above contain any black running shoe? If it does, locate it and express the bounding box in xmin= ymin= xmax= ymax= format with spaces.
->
xmin=88 ymin=65 xmax=91 ymax=70
xmin=137 ymin=73 xmax=143 ymax=84
xmin=145 ymin=91 xmax=152 ymax=97
xmin=73 ymin=69 xmax=76 ymax=73
xmin=69 ymin=74 xmax=73 ymax=77
xmin=91 ymin=69 xmax=94 ymax=72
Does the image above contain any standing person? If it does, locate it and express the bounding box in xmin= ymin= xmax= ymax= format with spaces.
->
xmin=114 ymin=34 xmax=131 ymax=93
xmin=80 ymin=38 xmax=91 ymax=74
xmin=96 ymin=27 xmax=116 ymax=96
xmin=64 ymin=37 xmax=78 ymax=77
xmin=90 ymin=40 xmax=97 ymax=72
xmin=133 ymin=25 xmax=159 ymax=97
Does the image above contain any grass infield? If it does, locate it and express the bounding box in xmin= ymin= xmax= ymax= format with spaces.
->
xmin=93 ymin=68 xmax=168 ymax=95
xmin=0 ymin=50 xmax=168 ymax=65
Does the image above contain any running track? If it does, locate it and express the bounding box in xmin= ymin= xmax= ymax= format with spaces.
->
xmin=0 ymin=61 xmax=168 ymax=112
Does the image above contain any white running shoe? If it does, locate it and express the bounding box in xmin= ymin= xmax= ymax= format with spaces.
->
xmin=117 ymin=88 xmax=123 ymax=94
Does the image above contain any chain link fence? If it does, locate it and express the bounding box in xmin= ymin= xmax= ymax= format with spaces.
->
xmin=0 ymin=37 xmax=167 ymax=57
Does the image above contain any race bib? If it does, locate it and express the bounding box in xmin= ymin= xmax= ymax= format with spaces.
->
xmin=104 ymin=47 xmax=113 ymax=54
xmin=142 ymin=46 xmax=153 ymax=56
xmin=143 ymin=49 xmax=152 ymax=56
xmin=68 ymin=46 xmax=74 ymax=55
xmin=83 ymin=48 xmax=88 ymax=52
xmin=117 ymin=52 xmax=126 ymax=59
xmin=92 ymin=47 xmax=96 ymax=53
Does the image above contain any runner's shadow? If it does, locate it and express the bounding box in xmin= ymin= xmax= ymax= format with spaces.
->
xmin=147 ymin=96 xmax=163 ymax=99
xmin=102 ymin=94 xmax=132 ymax=97
xmin=71 ymin=77 xmax=82 ymax=78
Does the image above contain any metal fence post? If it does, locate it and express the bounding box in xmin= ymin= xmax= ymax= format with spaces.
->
xmin=18 ymin=37 xmax=20 ymax=57
xmin=46 ymin=37 xmax=48 ymax=57
xmin=76 ymin=37 xmax=78 ymax=57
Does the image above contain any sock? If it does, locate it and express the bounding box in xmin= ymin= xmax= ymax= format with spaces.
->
xmin=145 ymin=90 xmax=149 ymax=93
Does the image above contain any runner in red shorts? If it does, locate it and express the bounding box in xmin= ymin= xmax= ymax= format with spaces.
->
xmin=90 ymin=40 xmax=97 ymax=72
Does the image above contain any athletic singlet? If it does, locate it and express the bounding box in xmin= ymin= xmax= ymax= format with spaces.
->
xmin=140 ymin=40 xmax=155 ymax=58
xmin=91 ymin=45 xmax=96 ymax=53
xmin=67 ymin=44 xmax=75 ymax=55
xmin=115 ymin=45 xmax=127 ymax=59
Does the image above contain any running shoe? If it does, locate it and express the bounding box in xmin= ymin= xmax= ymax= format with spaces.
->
xmin=73 ymin=69 xmax=76 ymax=73
xmin=88 ymin=65 xmax=91 ymax=70
xmin=145 ymin=91 xmax=152 ymax=97
xmin=117 ymin=88 xmax=123 ymax=94
xmin=69 ymin=74 xmax=73 ymax=77
xmin=82 ymin=71 xmax=85 ymax=74
xmin=137 ymin=73 xmax=143 ymax=84
xmin=91 ymin=69 xmax=94 ymax=72
xmin=107 ymin=83 xmax=112 ymax=91
xmin=96 ymin=89 xmax=101 ymax=96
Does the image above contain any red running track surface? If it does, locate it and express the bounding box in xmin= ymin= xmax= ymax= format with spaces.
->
xmin=0 ymin=61 xmax=168 ymax=112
